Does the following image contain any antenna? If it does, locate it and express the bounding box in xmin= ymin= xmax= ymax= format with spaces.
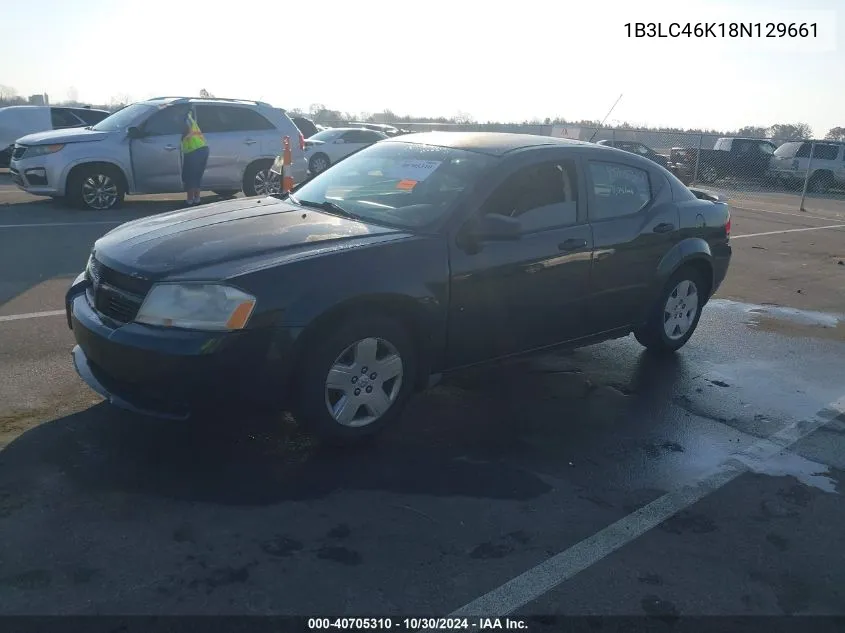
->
xmin=588 ymin=93 xmax=623 ymax=142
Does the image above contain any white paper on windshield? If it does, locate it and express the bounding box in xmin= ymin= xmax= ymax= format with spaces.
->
xmin=385 ymin=160 xmax=442 ymax=182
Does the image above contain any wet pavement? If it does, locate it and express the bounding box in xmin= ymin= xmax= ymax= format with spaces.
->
xmin=0 ymin=300 xmax=843 ymax=615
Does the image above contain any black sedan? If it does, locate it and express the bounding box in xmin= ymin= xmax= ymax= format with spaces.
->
xmin=66 ymin=132 xmax=732 ymax=443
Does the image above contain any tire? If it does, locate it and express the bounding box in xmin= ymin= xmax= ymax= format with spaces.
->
xmin=67 ymin=164 xmax=125 ymax=211
xmin=634 ymin=267 xmax=706 ymax=354
xmin=242 ymin=160 xmax=280 ymax=197
xmin=309 ymin=153 xmax=330 ymax=175
xmin=212 ymin=190 xmax=239 ymax=199
xmin=808 ymin=171 xmax=833 ymax=194
xmin=292 ymin=314 xmax=417 ymax=444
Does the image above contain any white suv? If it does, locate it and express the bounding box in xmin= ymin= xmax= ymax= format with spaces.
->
xmin=9 ymin=97 xmax=308 ymax=210
xmin=768 ymin=140 xmax=845 ymax=193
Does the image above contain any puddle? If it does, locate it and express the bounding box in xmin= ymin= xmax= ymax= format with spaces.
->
xmin=708 ymin=299 xmax=845 ymax=341
xmin=741 ymin=451 xmax=839 ymax=494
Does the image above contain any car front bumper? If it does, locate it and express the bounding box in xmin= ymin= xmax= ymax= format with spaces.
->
xmin=66 ymin=274 xmax=299 ymax=420
xmin=9 ymin=154 xmax=66 ymax=196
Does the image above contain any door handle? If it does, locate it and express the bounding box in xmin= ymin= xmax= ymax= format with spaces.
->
xmin=244 ymin=139 xmax=257 ymax=145
xmin=164 ymin=144 xmax=178 ymax=151
xmin=653 ymin=222 xmax=675 ymax=233
xmin=558 ymin=238 xmax=588 ymax=252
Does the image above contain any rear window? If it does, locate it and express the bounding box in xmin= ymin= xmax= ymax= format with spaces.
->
xmin=773 ymin=142 xmax=803 ymax=158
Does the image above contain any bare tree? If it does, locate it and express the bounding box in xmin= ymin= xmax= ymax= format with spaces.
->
xmin=199 ymin=88 xmax=214 ymax=98
xmin=109 ymin=93 xmax=132 ymax=111
xmin=824 ymin=127 xmax=845 ymax=141
xmin=453 ymin=111 xmax=476 ymax=124
xmin=0 ymin=84 xmax=17 ymax=101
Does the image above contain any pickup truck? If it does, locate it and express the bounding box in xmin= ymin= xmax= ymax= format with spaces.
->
xmin=668 ymin=137 xmax=777 ymax=184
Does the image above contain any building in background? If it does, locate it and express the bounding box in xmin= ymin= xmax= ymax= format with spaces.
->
xmin=27 ymin=94 xmax=48 ymax=105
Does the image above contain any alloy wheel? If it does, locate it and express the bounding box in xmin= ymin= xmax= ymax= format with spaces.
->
xmin=254 ymin=169 xmax=281 ymax=195
xmin=663 ymin=279 xmax=699 ymax=340
xmin=324 ymin=337 xmax=404 ymax=427
xmin=82 ymin=174 xmax=119 ymax=210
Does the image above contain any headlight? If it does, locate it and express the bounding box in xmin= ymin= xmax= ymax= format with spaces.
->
xmin=135 ymin=283 xmax=256 ymax=331
xmin=22 ymin=144 xmax=65 ymax=159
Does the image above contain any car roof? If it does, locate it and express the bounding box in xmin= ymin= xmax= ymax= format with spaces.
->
xmin=383 ymin=131 xmax=593 ymax=156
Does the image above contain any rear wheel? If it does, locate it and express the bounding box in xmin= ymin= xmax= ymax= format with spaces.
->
xmin=634 ymin=267 xmax=706 ymax=354
xmin=242 ymin=160 xmax=280 ymax=197
xmin=309 ymin=153 xmax=330 ymax=175
xmin=292 ymin=314 xmax=417 ymax=443
xmin=67 ymin=165 xmax=125 ymax=210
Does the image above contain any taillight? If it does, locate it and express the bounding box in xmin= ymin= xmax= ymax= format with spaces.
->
xmin=725 ymin=213 xmax=731 ymax=237
xmin=299 ymin=132 xmax=305 ymax=151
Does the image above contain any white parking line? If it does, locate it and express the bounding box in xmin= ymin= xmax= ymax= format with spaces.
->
xmin=731 ymin=224 xmax=845 ymax=240
xmin=450 ymin=396 xmax=845 ymax=617
xmin=0 ymin=309 xmax=65 ymax=323
xmin=0 ymin=221 xmax=124 ymax=229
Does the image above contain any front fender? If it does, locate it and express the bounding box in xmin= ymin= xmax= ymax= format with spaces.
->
xmin=59 ymin=156 xmax=133 ymax=194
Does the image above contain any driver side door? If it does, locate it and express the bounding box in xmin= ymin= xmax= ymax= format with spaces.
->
xmin=130 ymin=104 xmax=189 ymax=193
xmin=446 ymin=151 xmax=595 ymax=368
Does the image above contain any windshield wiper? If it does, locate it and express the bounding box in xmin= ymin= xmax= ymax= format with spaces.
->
xmin=292 ymin=196 xmax=359 ymax=220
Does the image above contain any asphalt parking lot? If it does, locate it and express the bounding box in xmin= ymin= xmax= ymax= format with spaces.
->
xmin=1 ymin=171 xmax=844 ymax=618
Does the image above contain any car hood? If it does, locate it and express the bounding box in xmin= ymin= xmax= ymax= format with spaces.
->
xmin=16 ymin=127 xmax=110 ymax=146
xmin=93 ymin=196 xmax=409 ymax=277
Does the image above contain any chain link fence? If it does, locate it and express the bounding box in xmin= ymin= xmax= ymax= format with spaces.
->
xmin=319 ymin=120 xmax=844 ymax=212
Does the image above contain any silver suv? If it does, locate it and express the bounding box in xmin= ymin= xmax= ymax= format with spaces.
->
xmin=9 ymin=96 xmax=308 ymax=210
xmin=768 ymin=140 xmax=845 ymax=193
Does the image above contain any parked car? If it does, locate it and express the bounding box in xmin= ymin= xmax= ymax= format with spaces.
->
xmin=596 ymin=139 xmax=668 ymax=167
xmin=767 ymin=140 xmax=845 ymax=193
xmin=0 ymin=105 xmax=110 ymax=168
xmin=668 ymin=137 xmax=777 ymax=184
xmin=348 ymin=122 xmax=404 ymax=137
xmin=65 ymin=132 xmax=731 ymax=443
xmin=303 ymin=127 xmax=388 ymax=175
xmin=9 ymin=97 xmax=307 ymax=210
xmin=292 ymin=116 xmax=320 ymax=138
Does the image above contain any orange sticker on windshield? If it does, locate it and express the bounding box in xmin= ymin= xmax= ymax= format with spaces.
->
xmin=396 ymin=179 xmax=417 ymax=190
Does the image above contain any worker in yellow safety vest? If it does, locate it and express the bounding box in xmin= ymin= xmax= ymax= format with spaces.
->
xmin=181 ymin=108 xmax=210 ymax=205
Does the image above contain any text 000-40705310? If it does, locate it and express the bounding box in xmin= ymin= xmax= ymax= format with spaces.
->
xmin=624 ymin=22 xmax=818 ymax=38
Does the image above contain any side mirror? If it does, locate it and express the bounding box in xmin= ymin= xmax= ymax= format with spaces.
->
xmin=127 ymin=126 xmax=143 ymax=139
xmin=473 ymin=213 xmax=522 ymax=240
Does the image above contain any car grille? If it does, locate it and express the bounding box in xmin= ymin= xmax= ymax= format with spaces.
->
xmin=12 ymin=144 xmax=26 ymax=160
xmin=87 ymin=258 xmax=153 ymax=324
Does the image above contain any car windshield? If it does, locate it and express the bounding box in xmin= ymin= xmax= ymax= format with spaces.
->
xmin=290 ymin=141 xmax=495 ymax=230
xmin=774 ymin=142 xmax=802 ymax=158
xmin=91 ymin=103 xmax=155 ymax=132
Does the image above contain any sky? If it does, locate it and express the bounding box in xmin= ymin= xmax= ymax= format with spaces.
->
xmin=1 ymin=0 xmax=843 ymax=135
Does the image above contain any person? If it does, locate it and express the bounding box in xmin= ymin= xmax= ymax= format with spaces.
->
xmin=181 ymin=107 xmax=209 ymax=205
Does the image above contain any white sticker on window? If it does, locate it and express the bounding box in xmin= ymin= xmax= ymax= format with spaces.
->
xmin=384 ymin=160 xmax=442 ymax=182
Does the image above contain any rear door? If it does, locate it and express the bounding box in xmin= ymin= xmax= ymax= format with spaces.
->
xmin=131 ymin=103 xmax=188 ymax=193
xmin=585 ymin=156 xmax=679 ymax=332
xmin=336 ymin=129 xmax=374 ymax=159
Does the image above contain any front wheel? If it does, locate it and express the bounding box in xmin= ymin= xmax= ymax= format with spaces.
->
xmin=67 ymin=165 xmax=125 ymax=210
xmin=292 ymin=314 xmax=417 ymax=443
xmin=634 ymin=267 xmax=706 ymax=354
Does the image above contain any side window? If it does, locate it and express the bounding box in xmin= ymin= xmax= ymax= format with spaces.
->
xmin=226 ymin=107 xmax=276 ymax=131
xmin=756 ymin=141 xmax=775 ymax=155
xmin=72 ymin=109 xmax=109 ymax=125
xmin=481 ymin=160 xmax=579 ymax=232
xmin=589 ymin=161 xmax=652 ymax=221
xmin=51 ymin=108 xmax=84 ymax=129
xmin=195 ymin=105 xmax=227 ymax=133
xmin=813 ymin=144 xmax=839 ymax=160
xmin=634 ymin=144 xmax=651 ymax=155
xmin=796 ymin=143 xmax=811 ymax=158
xmin=143 ymin=105 xmax=189 ymax=136
xmin=360 ymin=131 xmax=386 ymax=144
xmin=342 ymin=130 xmax=368 ymax=143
